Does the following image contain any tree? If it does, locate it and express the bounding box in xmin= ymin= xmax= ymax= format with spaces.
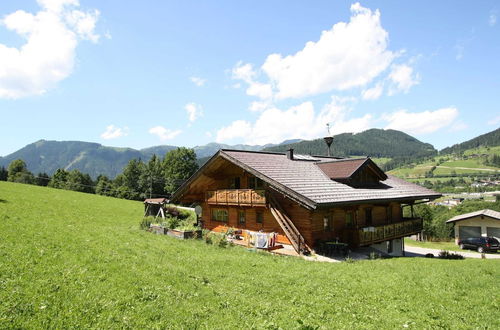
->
xmin=0 ymin=166 xmax=7 ymax=181
xmin=139 ymin=154 xmax=165 ymax=199
xmin=114 ymin=159 xmax=144 ymax=200
xmin=163 ymin=147 xmax=198 ymax=195
xmin=48 ymin=169 xmax=68 ymax=189
xmin=66 ymin=169 xmax=94 ymax=193
xmin=7 ymin=159 xmax=34 ymax=184
xmin=34 ymin=172 xmax=50 ymax=186
xmin=95 ymin=175 xmax=114 ymax=196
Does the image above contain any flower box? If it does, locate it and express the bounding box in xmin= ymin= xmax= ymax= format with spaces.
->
xmin=150 ymin=225 xmax=167 ymax=235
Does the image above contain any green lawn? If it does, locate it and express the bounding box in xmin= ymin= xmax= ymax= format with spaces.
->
xmin=1 ymin=182 xmax=499 ymax=329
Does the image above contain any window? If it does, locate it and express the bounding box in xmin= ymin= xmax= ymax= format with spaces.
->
xmin=211 ymin=209 xmax=228 ymax=222
xmin=345 ymin=211 xmax=354 ymax=228
xmin=229 ymin=177 xmax=241 ymax=189
xmin=249 ymin=177 xmax=264 ymax=189
xmin=365 ymin=208 xmax=372 ymax=226
xmin=238 ymin=209 xmax=246 ymax=224
xmin=256 ymin=211 xmax=264 ymax=224
xmin=323 ymin=214 xmax=332 ymax=232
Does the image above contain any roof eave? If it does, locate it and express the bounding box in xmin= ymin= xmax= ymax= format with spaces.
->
xmin=315 ymin=193 xmax=442 ymax=209
xmin=170 ymin=150 xmax=223 ymax=203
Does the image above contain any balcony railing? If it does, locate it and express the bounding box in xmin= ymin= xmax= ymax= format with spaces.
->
xmin=358 ymin=218 xmax=422 ymax=245
xmin=206 ymin=189 xmax=266 ymax=207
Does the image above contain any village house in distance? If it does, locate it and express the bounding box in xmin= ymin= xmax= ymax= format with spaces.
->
xmin=172 ymin=146 xmax=441 ymax=256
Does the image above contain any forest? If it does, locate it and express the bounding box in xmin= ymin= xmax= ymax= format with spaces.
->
xmin=0 ymin=147 xmax=198 ymax=200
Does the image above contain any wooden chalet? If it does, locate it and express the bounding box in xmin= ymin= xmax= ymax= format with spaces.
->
xmin=171 ymin=149 xmax=441 ymax=255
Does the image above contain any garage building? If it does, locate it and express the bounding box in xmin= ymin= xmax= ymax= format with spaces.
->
xmin=446 ymin=209 xmax=500 ymax=243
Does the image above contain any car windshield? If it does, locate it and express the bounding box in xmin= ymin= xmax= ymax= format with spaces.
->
xmin=487 ymin=238 xmax=499 ymax=244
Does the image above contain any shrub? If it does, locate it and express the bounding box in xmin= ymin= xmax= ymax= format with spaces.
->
xmin=165 ymin=206 xmax=180 ymax=218
xmin=203 ymin=231 xmax=228 ymax=248
xmin=139 ymin=217 xmax=152 ymax=230
xmin=438 ymin=250 xmax=465 ymax=260
xmin=165 ymin=216 xmax=180 ymax=230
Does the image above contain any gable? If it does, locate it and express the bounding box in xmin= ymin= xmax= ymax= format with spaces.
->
xmin=316 ymin=158 xmax=387 ymax=187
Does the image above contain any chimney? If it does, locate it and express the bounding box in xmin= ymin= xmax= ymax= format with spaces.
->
xmin=286 ymin=148 xmax=294 ymax=160
xmin=324 ymin=136 xmax=334 ymax=156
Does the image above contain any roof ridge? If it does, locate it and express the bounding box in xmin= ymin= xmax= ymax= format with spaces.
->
xmin=220 ymin=149 xmax=285 ymax=155
xmin=316 ymin=157 xmax=368 ymax=164
xmin=221 ymin=148 xmax=345 ymax=159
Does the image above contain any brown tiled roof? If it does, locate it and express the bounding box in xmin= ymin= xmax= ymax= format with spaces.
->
xmin=317 ymin=158 xmax=366 ymax=179
xmin=446 ymin=209 xmax=500 ymax=223
xmin=317 ymin=158 xmax=387 ymax=180
xmin=219 ymin=150 xmax=441 ymax=209
xmin=172 ymin=149 xmax=441 ymax=209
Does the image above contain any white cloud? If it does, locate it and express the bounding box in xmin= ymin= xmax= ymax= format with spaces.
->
xmin=232 ymin=62 xmax=273 ymax=101
xmin=489 ymin=10 xmax=497 ymax=27
xmin=190 ymin=76 xmax=206 ymax=87
xmin=388 ymin=64 xmax=420 ymax=95
xmin=216 ymin=120 xmax=253 ymax=142
xmin=258 ymin=3 xmax=395 ymax=99
xmin=487 ymin=115 xmax=500 ymax=126
xmin=249 ymin=100 xmax=271 ymax=112
xmin=232 ymin=62 xmax=256 ymax=83
xmin=383 ymin=107 xmax=458 ymax=135
xmin=149 ymin=126 xmax=182 ymax=141
xmin=362 ymin=82 xmax=384 ymax=100
xmin=185 ymin=102 xmax=203 ymax=122
xmin=100 ymin=125 xmax=128 ymax=140
xmin=246 ymin=82 xmax=273 ymax=99
xmin=216 ymin=98 xmax=372 ymax=145
xmin=0 ymin=0 xmax=101 ymax=99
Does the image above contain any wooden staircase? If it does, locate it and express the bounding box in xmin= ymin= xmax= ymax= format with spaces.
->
xmin=268 ymin=194 xmax=310 ymax=255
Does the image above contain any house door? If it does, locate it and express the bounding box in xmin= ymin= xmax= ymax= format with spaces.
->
xmin=458 ymin=226 xmax=481 ymax=239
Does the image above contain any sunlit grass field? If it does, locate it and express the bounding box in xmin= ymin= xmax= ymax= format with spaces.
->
xmin=1 ymin=182 xmax=499 ymax=329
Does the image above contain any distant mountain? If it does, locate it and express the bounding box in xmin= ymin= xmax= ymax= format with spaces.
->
xmin=139 ymin=145 xmax=178 ymax=159
xmin=263 ymin=129 xmax=437 ymax=158
xmin=0 ymin=131 xmax=439 ymax=179
xmin=440 ymin=128 xmax=500 ymax=155
xmin=0 ymin=140 xmax=281 ymax=179
xmin=193 ymin=142 xmax=266 ymax=159
xmin=0 ymin=140 xmax=147 ymax=179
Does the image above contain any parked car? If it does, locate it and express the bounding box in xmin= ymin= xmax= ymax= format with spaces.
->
xmin=458 ymin=237 xmax=499 ymax=253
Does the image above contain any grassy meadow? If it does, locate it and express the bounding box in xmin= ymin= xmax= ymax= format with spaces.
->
xmin=1 ymin=181 xmax=499 ymax=329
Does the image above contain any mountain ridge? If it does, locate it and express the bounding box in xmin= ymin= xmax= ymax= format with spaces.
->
xmin=3 ymin=128 xmax=498 ymax=179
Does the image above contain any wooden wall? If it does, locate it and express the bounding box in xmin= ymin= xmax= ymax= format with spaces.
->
xmin=310 ymin=202 xmax=403 ymax=246
xmin=200 ymin=193 xmax=314 ymax=246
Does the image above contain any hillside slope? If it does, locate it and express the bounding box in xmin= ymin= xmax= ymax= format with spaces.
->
xmin=263 ymin=129 xmax=437 ymax=158
xmin=0 ymin=181 xmax=498 ymax=329
xmin=440 ymin=127 xmax=500 ymax=154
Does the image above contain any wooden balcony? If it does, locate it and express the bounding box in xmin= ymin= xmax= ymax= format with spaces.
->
xmin=206 ymin=189 xmax=266 ymax=207
xmin=358 ymin=218 xmax=422 ymax=246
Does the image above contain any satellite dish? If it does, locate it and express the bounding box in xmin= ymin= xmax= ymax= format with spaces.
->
xmin=194 ymin=205 xmax=203 ymax=216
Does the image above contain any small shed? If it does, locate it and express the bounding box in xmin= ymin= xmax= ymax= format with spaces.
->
xmin=144 ymin=198 xmax=168 ymax=219
xmin=446 ymin=209 xmax=500 ymax=243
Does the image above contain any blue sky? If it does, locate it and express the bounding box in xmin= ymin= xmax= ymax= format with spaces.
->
xmin=0 ymin=0 xmax=499 ymax=156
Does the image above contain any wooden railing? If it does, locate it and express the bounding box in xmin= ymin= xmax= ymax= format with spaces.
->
xmin=206 ymin=189 xmax=266 ymax=207
xmin=268 ymin=194 xmax=310 ymax=255
xmin=358 ymin=218 xmax=422 ymax=245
